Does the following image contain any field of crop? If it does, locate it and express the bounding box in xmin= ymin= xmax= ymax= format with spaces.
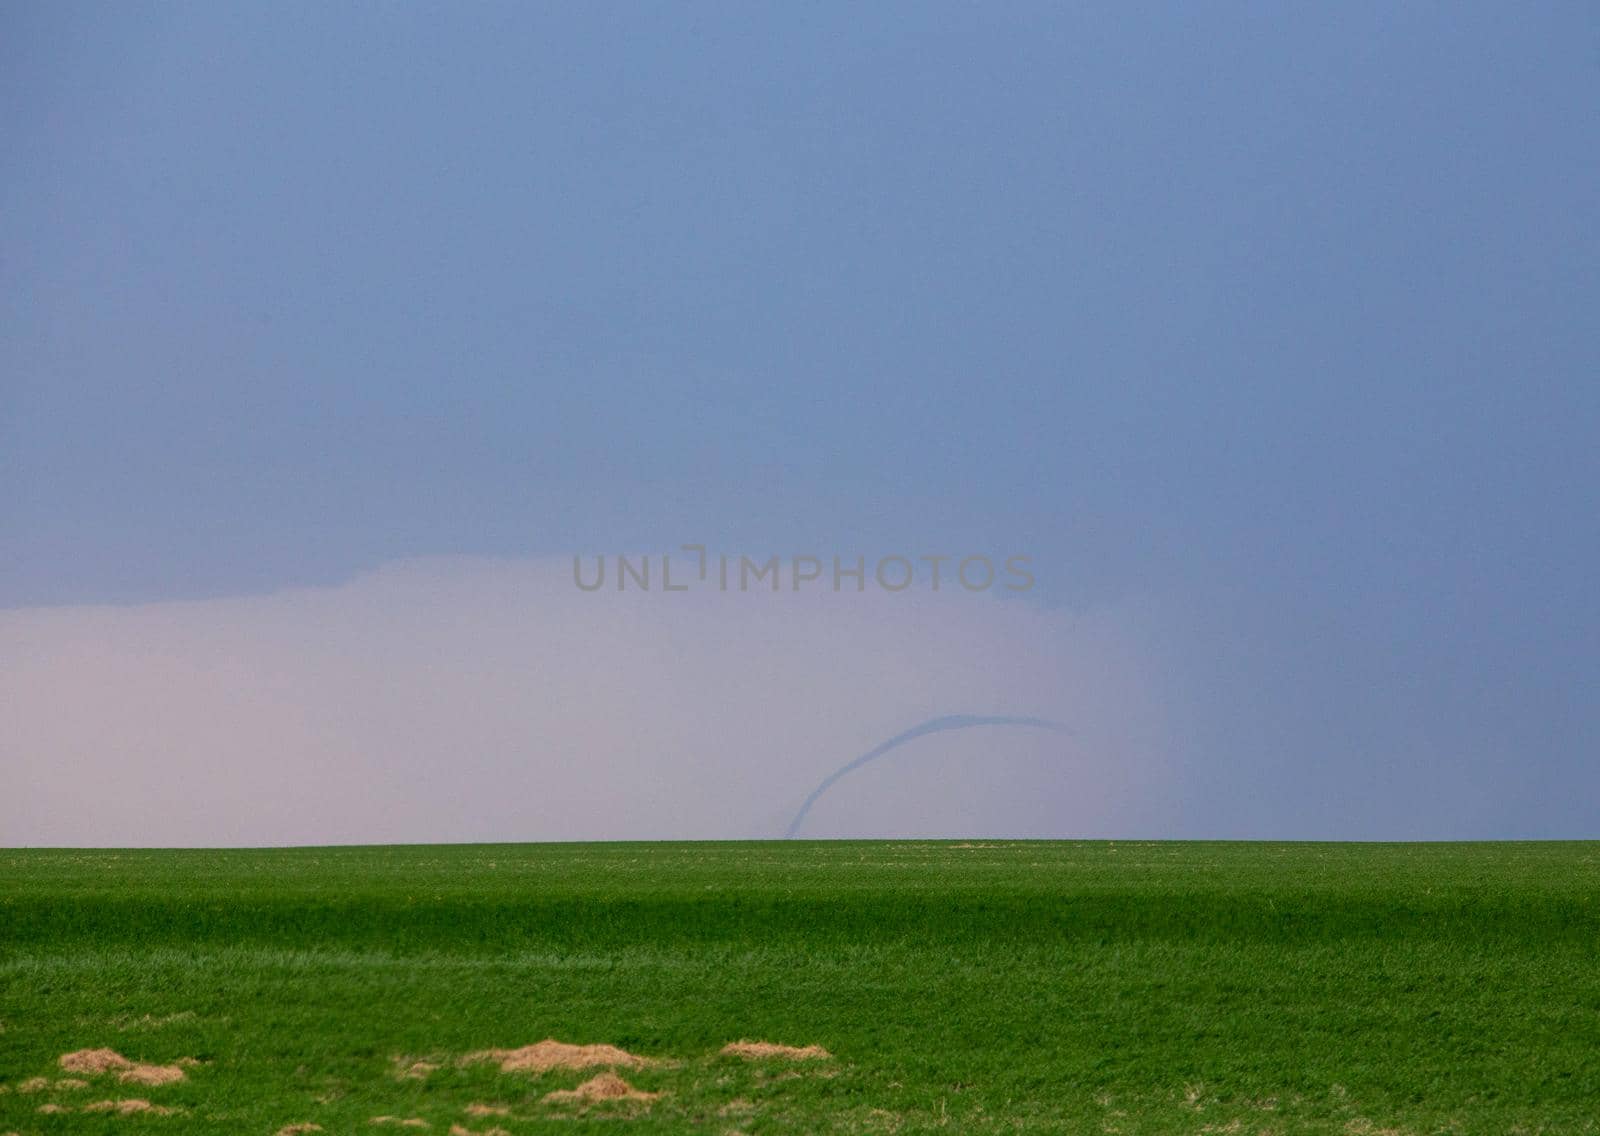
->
xmin=1 ymin=841 xmax=1597 ymax=1135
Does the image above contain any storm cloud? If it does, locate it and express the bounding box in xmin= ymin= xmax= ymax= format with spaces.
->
xmin=0 ymin=557 xmax=1169 ymax=846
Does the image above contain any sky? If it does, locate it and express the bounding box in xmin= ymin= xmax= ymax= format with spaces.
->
xmin=3 ymin=3 xmax=1597 ymax=844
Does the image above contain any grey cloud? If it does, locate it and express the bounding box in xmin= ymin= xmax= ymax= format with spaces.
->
xmin=0 ymin=557 xmax=1170 ymax=846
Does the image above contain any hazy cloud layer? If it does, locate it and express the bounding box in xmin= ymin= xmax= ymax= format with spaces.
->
xmin=0 ymin=557 xmax=1170 ymax=846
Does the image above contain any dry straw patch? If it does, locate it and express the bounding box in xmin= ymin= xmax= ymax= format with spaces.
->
xmin=863 ymin=1107 xmax=905 ymax=1132
xmin=463 ymin=1104 xmax=510 ymax=1117
xmin=59 ymin=1049 xmax=131 ymax=1075
xmin=464 ymin=1039 xmax=654 ymax=1074
xmin=84 ymin=1099 xmax=175 ymax=1116
xmin=58 ymin=1048 xmax=188 ymax=1087
xmin=392 ymin=1057 xmax=440 ymax=1080
xmin=1346 ymin=1121 xmax=1408 ymax=1136
xmin=720 ymin=1040 xmax=832 ymax=1061
xmin=17 ymin=1078 xmax=87 ymax=1094
xmin=449 ymin=1127 xmax=511 ymax=1136
xmin=542 ymin=1072 xmax=658 ymax=1105
xmin=371 ymin=1117 xmax=430 ymax=1127
xmin=276 ymin=1125 xmax=323 ymax=1136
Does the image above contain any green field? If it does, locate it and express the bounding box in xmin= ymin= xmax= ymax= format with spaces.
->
xmin=1 ymin=842 xmax=1597 ymax=1134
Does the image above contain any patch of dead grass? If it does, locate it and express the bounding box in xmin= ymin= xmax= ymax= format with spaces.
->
xmin=84 ymin=1099 xmax=175 ymax=1116
xmin=542 ymin=1072 xmax=658 ymax=1105
xmin=463 ymin=1104 xmax=510 ymax=1117
xmin=392 ymin=1058 xmax=439 ymax=1080
xmin=59 ymin=1049 xmax=130 ymax=1075
xmin=720 ymin=1040 xmax=831 ymax=1061
xmin=464 ymin=1040 xmax=653 ymax=1075
xmin=1346 ymin=1121 xmax=1408 ymax=1136
xmin=58 ymin=1048 xmax=187 ymax=1087
xmin=119 ymin=1064 xmax=185 ymax=1087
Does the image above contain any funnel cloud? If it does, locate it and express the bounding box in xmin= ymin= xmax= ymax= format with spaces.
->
xmin=786 ymin=715 xmax=1072 ymax=837
xmin=0 ymin=557 xmax=1166 ymax=846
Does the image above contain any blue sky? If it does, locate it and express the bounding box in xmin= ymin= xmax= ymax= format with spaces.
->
xmin=3 ymin=4 xmax=1597 ymax=842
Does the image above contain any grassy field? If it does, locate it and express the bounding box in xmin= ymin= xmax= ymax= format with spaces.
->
xmin=1 ymin=841 xmax=1597 ymax=1134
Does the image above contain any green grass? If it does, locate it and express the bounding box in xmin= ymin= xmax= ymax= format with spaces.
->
xmin=2 ymin=841 xmax=1597 ymax=1134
